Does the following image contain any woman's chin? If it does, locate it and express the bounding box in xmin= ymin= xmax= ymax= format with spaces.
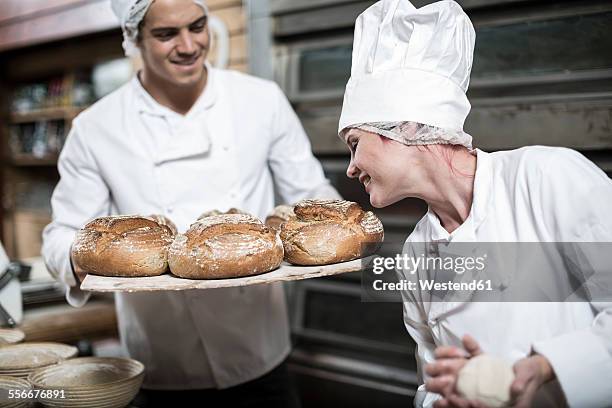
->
xmin=369 ymin=194 xmax=387 ymax=208
xmin=369 ymin=190 xmax=400 ymax=208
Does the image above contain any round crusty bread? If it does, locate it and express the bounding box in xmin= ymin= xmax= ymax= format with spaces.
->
xmin=147 ymin=214 xmax=178 ymax=236
xmin=71 ymin=215 xmax=174 ymax=277
xmin=197 ymin=208 xmax=248 ymax=220
xmin=265 ymin=204 xmax=296 ymax=232
xmin=280 ymin=199 xmax=384 ymax=265
xmin=168 ymin=213 xmax=283 ymax=279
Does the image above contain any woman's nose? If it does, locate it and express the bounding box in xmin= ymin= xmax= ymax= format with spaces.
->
xmin=346 ymin=159 xmax=359 ymax=179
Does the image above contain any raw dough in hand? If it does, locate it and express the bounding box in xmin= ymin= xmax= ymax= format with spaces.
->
xmin=456 ymin=354 xmax=515 ymax=408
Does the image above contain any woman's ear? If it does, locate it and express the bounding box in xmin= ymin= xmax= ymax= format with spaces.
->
xmin=136 ymin=18 xmax=146 ymax=45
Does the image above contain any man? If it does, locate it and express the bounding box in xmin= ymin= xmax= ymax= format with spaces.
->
xmin=42 ymin=0 xmax=340 ymax=406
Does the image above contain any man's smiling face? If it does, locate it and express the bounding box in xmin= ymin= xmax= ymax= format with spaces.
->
xmin=138 ymin=0 xmax=209 ymax=87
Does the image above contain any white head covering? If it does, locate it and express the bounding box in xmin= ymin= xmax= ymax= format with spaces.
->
xmin=351 ymin=121 xmax=472 ymax=148
xmin=110 ymin=0 xmax=209 ymax=57
xmin=338 ymin=0 xmax=476 ymax=148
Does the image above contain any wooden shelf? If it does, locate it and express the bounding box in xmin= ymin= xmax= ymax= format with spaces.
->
xmin=10 ymin=154 xmax=59 ymax=166
xmin=19 ymin=300 xmax=118 ymax=343
xmin=9 ymin=106 xmax=85 ymax=124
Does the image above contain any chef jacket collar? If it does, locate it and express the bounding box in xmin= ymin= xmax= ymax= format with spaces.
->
xmin=422 ymin=150 xmax=496 ymax=318
xmin=426 ymin=149 xmax=492 ymax=242
xmin=132 ymin=61 xmax=218 ymax=118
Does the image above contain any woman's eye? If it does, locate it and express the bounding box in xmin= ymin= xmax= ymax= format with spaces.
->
xmin=190 ymin=25 xmax=205 ymax=33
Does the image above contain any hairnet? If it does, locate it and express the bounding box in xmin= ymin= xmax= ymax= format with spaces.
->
xmin=110 ymin=0 xmax=209 ymax=57
xmin=344 ymin=121 xmax=473 ymax=150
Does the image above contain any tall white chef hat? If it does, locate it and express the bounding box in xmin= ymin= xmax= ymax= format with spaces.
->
xmin=338 ymin=0 xmax=476 ymax=147
xmin=110 ymin=0 xmax=209 ymax=57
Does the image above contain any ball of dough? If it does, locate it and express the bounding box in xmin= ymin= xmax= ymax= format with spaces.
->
xmin=456 ymin=355 xmax=515 ymax=408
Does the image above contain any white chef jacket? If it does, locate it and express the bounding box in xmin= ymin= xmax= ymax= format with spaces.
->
xmin=42 ymin=64 xmax=340 ymax=389
xmin=401 ymin=147 xmax=612 ymax=408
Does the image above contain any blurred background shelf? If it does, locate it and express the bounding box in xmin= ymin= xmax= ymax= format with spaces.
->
xmin=9 ymin=106 xmax=86 ymax=124
xmin=9 ymin=154 xmax=59 ymax=166
xmin=19 ymin=300 xmax=118 ymax=343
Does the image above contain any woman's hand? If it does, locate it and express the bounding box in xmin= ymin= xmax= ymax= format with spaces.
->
xmin=509 ymin=354 xmax=555 ymax=408
xmin=425 ymin=335 xmax=484 ymax=408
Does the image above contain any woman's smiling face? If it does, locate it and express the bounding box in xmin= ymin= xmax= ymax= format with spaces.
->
xmin=344 ymin=128 xmax=425 ymax=208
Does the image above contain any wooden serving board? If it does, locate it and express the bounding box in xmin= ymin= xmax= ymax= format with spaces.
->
xmin=80 ymin=258 xmax=368 ymax=293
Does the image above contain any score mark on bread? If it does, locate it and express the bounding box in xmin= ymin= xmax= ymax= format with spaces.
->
xmin=168 ymin=213 xmax=283 ymax=279
xmin=265 ymin=204 xmax=296 ymax=231
xmin=147 ymin=214 xmax=178 ymax=235
xmin=71 ymin=215 xmax=174 ymax=277
xmin=197 ymin=208 xmax=249 ymax=220
xmin=280 ymin=199 xmax=383 ymax=265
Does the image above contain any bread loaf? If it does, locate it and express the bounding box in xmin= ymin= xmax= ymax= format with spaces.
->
xmin=265 ymin=205 xmax=296 ymax=232
xmin=168 ymin=213 xmax=283 ymax=279
xmin=147 ymin=214 xmax=178 ymax=235
xmin=197 ymin=208 xmax=248 ymax=220
xmin=71 ymin=216 xmax=173 ymax=277
xmin=280 ymin=199 xmax=383 ymax=265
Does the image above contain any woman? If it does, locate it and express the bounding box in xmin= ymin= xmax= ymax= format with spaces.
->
xmin=339 ymin=1 xmax=612 ymax=407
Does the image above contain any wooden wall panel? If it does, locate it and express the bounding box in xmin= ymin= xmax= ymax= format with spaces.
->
xmin=0 ymin=0 xmax=248 ymax=71
xmin=13 ymin=210 xmax=50 ymax=259
xmin=209 ymin=33 xmax=247 ymax=67
xmin=209 ymin=4 xmax=248 ymax=70
xmin=0 ymin=1 xmax=248 ymax=71
xmin=0 ymin=0 xmax=242 ymax=25
xmin=4 ymin=33 xmax=124 ymax=80
xmin=0 ymin=0 xmax=118 ymax=52
xmin=214 ymin=6 xmax=246 ymax=35
xmin=228 ymin=33 xmax=248 ymax=63
xmin=0 ymin=0 xmax=86 ymax=24
xmin=228 ymin=62 xmax=248 ymax=73
xmin=207 ymin=0 xmax=243 ymax=11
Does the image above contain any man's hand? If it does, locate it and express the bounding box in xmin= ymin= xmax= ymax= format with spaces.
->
xmin=425 ymin=335 xmax=484 ymax=408
xmin=70 ymin=251 xmax=87 ymax=285
xmin=509 ymin=354 xmax=555 ymax=408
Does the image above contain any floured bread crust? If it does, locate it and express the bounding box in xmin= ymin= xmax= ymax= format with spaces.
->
xmin=280 ymin=199 xmax=383 ymax=265
xmin=197 ymin=208 xmax=249 ymax=220
xmin=71 ymin=215 xmax=174 ymax=277
xmin=168 ymin=214 xmax=283 ymax=279
xmin=265 ymin=205 xmax=296 ymax=232
xmin=147 ymin=214 xmax=178 ymax=236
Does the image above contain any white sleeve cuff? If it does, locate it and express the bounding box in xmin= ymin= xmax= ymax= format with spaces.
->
xmin=533 ymin=329 xmax=612 ymax=408
xmin=63 ymin=255 xmax=91 ymax=308
xmin=414 ymin=384 xmax=441 ymax=408
xmin=65 ymin=284 xmax=91 ymax=308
